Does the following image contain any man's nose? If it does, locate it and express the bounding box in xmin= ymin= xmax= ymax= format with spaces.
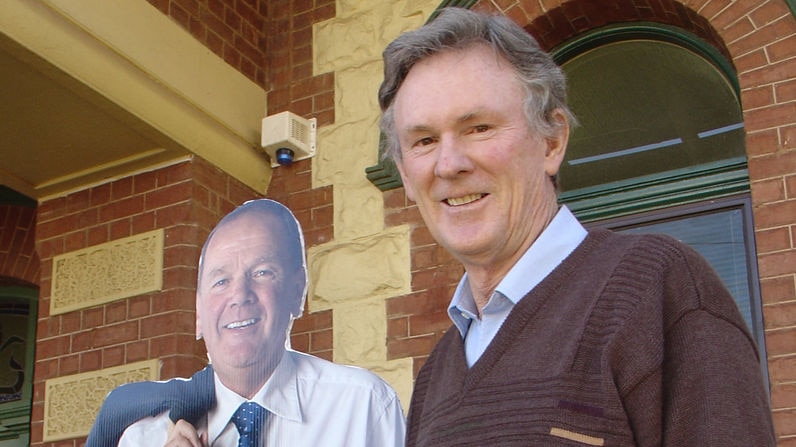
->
xmin=229 ymin=279 xmax=256 ymax=306
xmin=434 ymin=135 xmax=474 ymax=179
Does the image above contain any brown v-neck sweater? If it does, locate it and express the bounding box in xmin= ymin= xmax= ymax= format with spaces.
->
xmin=406 ymin=230 xmax=775 ymax=447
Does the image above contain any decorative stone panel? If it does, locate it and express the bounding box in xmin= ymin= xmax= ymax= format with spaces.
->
xmin=42 ymin=359 xmax=159 ymax=442
xmin=50 ymin=229 xmax=164 ymax=315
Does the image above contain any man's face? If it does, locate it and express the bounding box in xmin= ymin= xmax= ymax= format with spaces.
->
xmin=196 ymin=213 xmax=305 ymax=380
xmin=392 ymin=44 xmax=568 ymax=273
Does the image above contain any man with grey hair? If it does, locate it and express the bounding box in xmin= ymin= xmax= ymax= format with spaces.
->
xmin=88 ymin=199 xmax=406 ymax=446
xmin=379 ymin=7 xmax=774 ymax=446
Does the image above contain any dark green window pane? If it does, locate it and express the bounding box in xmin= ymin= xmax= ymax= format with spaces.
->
xmin=560 ymin=40 xmax=745 ymax=192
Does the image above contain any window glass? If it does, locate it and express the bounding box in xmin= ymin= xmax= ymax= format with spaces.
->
xmin=559 ymin=40 xmax=745 ymax=192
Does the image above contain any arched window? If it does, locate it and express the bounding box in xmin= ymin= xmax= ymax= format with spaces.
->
xmin=555 ymin=24 xmax=767 ymax=378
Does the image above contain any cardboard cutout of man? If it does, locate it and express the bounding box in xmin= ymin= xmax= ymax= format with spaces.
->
xmin=87 ymin=199 xmax=406 ymax=447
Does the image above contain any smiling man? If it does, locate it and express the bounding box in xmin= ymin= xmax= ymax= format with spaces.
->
xmin=378 ymin=7 xmax=775 ymax=447
xmin=90 ymin=199 xmax=405 ymax=447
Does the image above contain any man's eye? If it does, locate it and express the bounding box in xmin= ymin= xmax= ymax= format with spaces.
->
xmin=252 ymin=269 xmax=276 ymax=280
xmin=415 ymin=136 xmax=436 ymax=147
xmin=472 ymin=124 xmax=490 ymax=133
xmin=212 ymin=278 xmax=229 ymax=288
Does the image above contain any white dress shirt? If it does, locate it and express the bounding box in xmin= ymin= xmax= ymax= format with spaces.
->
xmin=448 ymin=206 xmax=587 ymax=367
xmin=119 ymin=350 xmax=406 ymax=446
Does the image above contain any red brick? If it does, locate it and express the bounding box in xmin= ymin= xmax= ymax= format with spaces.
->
xmin=80 ymin=349 xmax=102 ymax=372
xmin=126 ymin=339 xmax=149 ymax=362
xmin=749 ymin=151 xmax=796 ymax=184
xmin=94 ymin=321 xmax=139 ymax=347
xmin=763 ymin=300 xmax=796 ymax=330
xmin=151 ymin=289 xmax=196 ymax=313
xmin=751 ymin=177 xmax=786 ymax=204
xmin=102 ymin=344 xmax=125 ymax=368
xmin=742 ymin=84 xmax=775 ymax=110
xmin=145 ymin=181 xmax=192 ymax=210
xmin=90 ymin=183 xmax=112 ymax=207
xmin=309 ymin=328 xmax=332 ymax=352
xmin=110 ymin=177 xmax=134 ymax=200
xmin=387 ymin=316 xmax=409 ymax=338
xmin=291 ymin=332 xmax=310 ymax=352
xmin=59 ymin=354 xmax=80 ymax=375
xmin=755 ymin=227 xmax=791 ymax=254
xmin=759 ymin=276 xmax=794 ymax=305
xmin=777 ymin=79 xmax=796 ymax=103
xmin=82 ymin=307 xmax=104 ymax=330
xmin=128 ymin=296 xmax=151 ymax=319
xmin=765 ymin=327 xmax=796 ymax=358
xmin=36 ymin=335 xmax=71 ymax=360
xmin=105 ymin=300 xmax=128 ymax=324
xmin=109 ymin=218 xmax=131 ymax=240
xmin=133 ymin=170 xmax=159 ymax=194
xmin=60 ymin=312 xmax=81 ymax=334
xmin=292 ymin=309 xmax=332 ymax=332
xmin=150 ymin=334 xmax=178 ymax=358
xmin=768 ymin=355 xmax=796 ymax=384
xmin=745 ymin=101 xmax=796 ymax=132
xmin=387 ymin=334 xmax=437 ymax=359
xmin=101 ymin=195 xmax=145 ymax=222
xmin=771 ymin=380 xmax=796 ymax=410
xmin=141 ymin=312 xmax=195 ymax=338
xmin=409 ymin=310 xmax=451 ymax=336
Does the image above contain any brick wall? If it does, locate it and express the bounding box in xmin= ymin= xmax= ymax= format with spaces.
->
xmin=384 ymin=189 xmax=463 ymax=377
xmin=145 ymin=0 xmax=269 ymax=87
xmin=269 ymin=158 xmax=335 ymax=361
xmin=146 ymin=0 xmax=339 ymax=361
xmin=0 ymin=204 xmax=38 ymax=286
xmin=144 ymin=0 xmax=337 ymax=123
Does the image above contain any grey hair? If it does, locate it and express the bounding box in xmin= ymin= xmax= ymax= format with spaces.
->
xmin=378 ymin=7 xmax=576 ymax=162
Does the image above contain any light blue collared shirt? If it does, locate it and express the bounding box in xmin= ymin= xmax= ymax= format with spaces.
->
xmin=447 ymin=206 xmax=588 ymax=367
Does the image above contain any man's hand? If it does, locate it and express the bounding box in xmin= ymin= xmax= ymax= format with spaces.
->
xmin=164 ymin=419 xmax=207 ymax=447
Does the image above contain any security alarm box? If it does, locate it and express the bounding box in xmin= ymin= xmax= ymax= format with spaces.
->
xmin=260 ymin=111 xmax=317 ymax=167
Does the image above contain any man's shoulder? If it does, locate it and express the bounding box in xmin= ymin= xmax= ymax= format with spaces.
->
xmin=288 ymin=350 xmax=397 ymax=395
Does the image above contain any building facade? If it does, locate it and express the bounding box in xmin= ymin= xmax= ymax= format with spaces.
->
xmin=0 ymin=0 xmax=794 ymax=445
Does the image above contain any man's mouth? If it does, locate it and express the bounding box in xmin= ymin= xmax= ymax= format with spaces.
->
xmin=445 ymin=193 xmax=485 ymax=206
xmin=225 ymin=318 xmax=259 ymax=329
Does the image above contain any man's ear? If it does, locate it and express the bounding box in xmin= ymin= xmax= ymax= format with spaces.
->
xmin=289 ymin=269 xmax=307 ymax=320
xmin=195 ymin=296 xmax=203 ymax=340
xmin=395 ymin=159 xmax=416 ymax=202
xmin=544 ymin=109 xmax=570 ymax=178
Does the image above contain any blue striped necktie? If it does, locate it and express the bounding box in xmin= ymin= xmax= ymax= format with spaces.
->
xmin=231 ymin=401 xmax=268 ymax=447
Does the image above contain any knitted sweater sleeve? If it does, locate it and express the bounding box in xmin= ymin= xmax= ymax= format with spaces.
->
xmin=611 ymin=235 xmax=775 ymax=447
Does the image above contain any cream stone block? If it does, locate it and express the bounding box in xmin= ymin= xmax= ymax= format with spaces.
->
xmin=333 ymin=298 xmax=389 ymax=364
xmin=314 ymin=105 xmax=381 ymax=189
xmin=314 ymin=1 xmax=437 ymax=74
xmin=334 ymin=302 xmax=415 ymax=409
xmin=308 ymin=225 xmax=410 ymax=311
xmin=42 ymin=359 xmax=159 ymax=442
xmin=335 ymin=61 xmax=384 ymax=125
xmin=50 ymin=229 xmax=164 ymax=315
xmin=334 ymin=185 xmax=385 ymax=239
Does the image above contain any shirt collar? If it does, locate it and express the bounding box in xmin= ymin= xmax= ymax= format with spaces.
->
xmin=448 ymin=206 xmax=587 ymax=338
xmin=206 ymin=350 xmax=303 ymax=443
